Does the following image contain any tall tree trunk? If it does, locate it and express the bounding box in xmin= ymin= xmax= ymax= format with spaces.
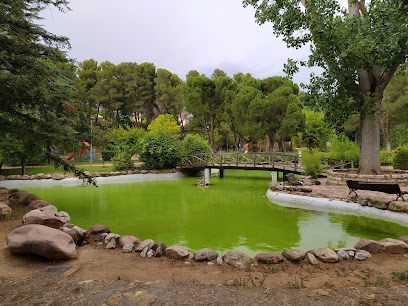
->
xmin=203 ymin=117 xmax=211 ymax=150
xmin=21 ymin=156 xmax=26 ymax=176
xmin=0 ymin=159 xmax=3 ymax=174
xmin=210 ymin=114 xmax=215 ymax=152
xmin=358 ymin=109 xmax=382 ymax=174
xmin=268 ymin=133 xmax=275 ymax=152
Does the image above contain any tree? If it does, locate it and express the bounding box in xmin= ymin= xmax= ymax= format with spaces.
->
xmin=302 ymin=111 xmax=330 ymax=149
xmin=183 ymin=76 xmax=216 ymax=150
xmin=76 ymin=59 xmax=99 ymax=121
xmin=382 ymin=64 xmax=408 ymax=151
xmin=211 ymin=68 xmax=227 ymax=79
xmin=0 ymin=0 xmax=95 ymax=184
xmin=147 ymin=114 xmax=181 ymax=136
xmin=249 ymin=77 xmax=301 ymax=151
xmin=154 ymin=69 xmax=183 ymax=121
xmin=244 ymin=0 xmax=408 ymax=174
xmin=135 ymin=63 xmax=156 ymax=124
xmin=93 ymin=61 xmax=124 ymax=125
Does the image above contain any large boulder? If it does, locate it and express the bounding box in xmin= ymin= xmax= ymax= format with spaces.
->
xmin=22 ymin=194 xmax=40 ymax=207
xmin=165 ymin=246 xmax=192 ymax=260
xmin=85 ymin=224 xmax=111 ymax=243
xmin=60 ymin=224 xmax=86 ymax=246
xmin=254 ymin=252 xmax=285 ymax=264
xmin=28 ymin=200 xmax=50 ymax=210
xmin=6 ymin=224 xmax=77 ymax=260
xmin=223 ymin=251 xmax=252 ymax=269
xmin=310 ymin=248 xmax=339 ymax=263
xmin=354 ymin=238 xmax=382 ymax=254
xmin=378 ymin=238 xmax=408 ymax=254
xmin=8 ymin=190 xmax=29 ymax=206
xmin=282 ymin=249 xmax=306 ymax=262
xmin=51 ymin=174 xmax=65 ymax=180
xmin=118 ymin=235 xmax=141 ymax=248
xmin=134 ymin=239 xmax=154 ymax=252
xmin=35 ymin=173 xmax=45 ymax=179
xmin=22 ymin=206 xmax=69 ymax=229
xmin=194 ymin=248 xmax=219 ymax=262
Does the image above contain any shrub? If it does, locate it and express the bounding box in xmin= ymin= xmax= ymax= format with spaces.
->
xmin=380 ymin=150 xmax=394 ymax=165
xmin=182 ymin=134 xmax=211 ymax=157
xmin=393 ymin=147 xmax=408 ymax=170
xmin=326 ymin=135 xmax=359 ymax=166
xmin=102 ymin=150 xmax=115 ymax=161
xmin=113 ymin=154 xmax=134 ymax=171
xmin=139 ymin=133 xmax=182 ymax=170
xmin=301 ymin=150 xmax=322 ymax=179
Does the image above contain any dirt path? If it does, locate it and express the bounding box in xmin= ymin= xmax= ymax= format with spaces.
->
xmin=2 ymin=207 xmax=408 ymax=304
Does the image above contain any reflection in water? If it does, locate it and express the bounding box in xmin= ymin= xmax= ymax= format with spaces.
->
xmin=16 ymin=171 xmax=408 ymax=256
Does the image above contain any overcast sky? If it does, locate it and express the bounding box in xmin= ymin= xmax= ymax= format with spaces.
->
xmin=41 ymin=0 xmax=324 ymax=85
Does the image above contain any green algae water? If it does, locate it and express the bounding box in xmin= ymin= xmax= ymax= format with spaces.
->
xmin=13 ymin=171 xmax=408 ymax=256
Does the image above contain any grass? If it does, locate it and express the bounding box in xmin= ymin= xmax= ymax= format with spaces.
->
xmin=0 ymin=165 xmax=115 ymax=176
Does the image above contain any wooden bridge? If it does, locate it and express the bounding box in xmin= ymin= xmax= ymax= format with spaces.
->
xmin=179 ymin=152 xmax=354 ymax=175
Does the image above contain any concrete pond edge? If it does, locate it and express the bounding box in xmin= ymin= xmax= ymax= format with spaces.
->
xmin=266 ymin=190 xmax=408 ymax=227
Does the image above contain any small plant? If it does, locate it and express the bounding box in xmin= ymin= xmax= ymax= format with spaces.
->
xmin=392 ymin=271 xmax=408 ymax=283
xmin=380 ymin=150 xmax=394 ymax=165
xmin=324 ymin=282 xmax=334 ymax=289
xmin=250 ymin=274 xmax=266 ymax=287
xmin=301 ymin=150 xmax=321 ymax=178
xmin=393 ymin=147 xmax=408 ymax=170
xmin=288 ymin=277 xmax=304 ymax=289
xmin=375 ymin=276 xmax=385 ymax=286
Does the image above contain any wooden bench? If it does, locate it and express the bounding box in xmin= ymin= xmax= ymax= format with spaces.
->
xmin=346 ymin=180 xmax=407 ymax=201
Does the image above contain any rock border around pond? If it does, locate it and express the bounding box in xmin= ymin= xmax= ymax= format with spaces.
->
xmin=3 ymin=187 xmax=408 ymax=269
xmin=0 ymin=169 xmax=177 ymax=182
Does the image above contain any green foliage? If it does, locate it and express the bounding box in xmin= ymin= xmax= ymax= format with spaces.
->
xmin=102 ymin=151 xmax=115 ymax=161
xmin=301 ymin=150 xmax=321 ymax=179
xmin=393 ymin=147 xmax=408 ymax=170
xmin=113 ymin=154 xmax=135 ymax=171
xmin=154 ymin=69 xmax=183 ymax=119
xmin=148 ymin=114 xmax=181 ymax=136
xmin=326 ymin=135 xmax=359 ymax=165
xmin=139 ymin=133 xmax=182 ymax=170
xmin=380 ymin=150 xmax=394 ymax=165
xmin=182 ymin=134 xmax=211 ymax=157
xmin=105 ymin=126 xmax=146 ymax=155
xmin=302 ymin=111 xmax=330 ymax=149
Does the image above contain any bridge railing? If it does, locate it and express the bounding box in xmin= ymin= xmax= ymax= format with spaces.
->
xmin=180 ymin=152 xmax=355 ymax=172
xmin=181 ymin=152 xmax=301 ymax=170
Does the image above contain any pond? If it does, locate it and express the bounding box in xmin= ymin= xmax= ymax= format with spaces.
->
xmin=8 ymin=170 xmax=408 ymax=256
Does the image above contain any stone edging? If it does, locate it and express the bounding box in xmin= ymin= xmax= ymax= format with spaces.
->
xmin=327 ymin=169 xmax=408 ymax=186
xmin=0 ymin=169 xmax=177 ymax=182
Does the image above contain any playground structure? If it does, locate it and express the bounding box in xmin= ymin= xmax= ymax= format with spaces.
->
xmin=64 ymin=142 xmax=100 ymax=161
